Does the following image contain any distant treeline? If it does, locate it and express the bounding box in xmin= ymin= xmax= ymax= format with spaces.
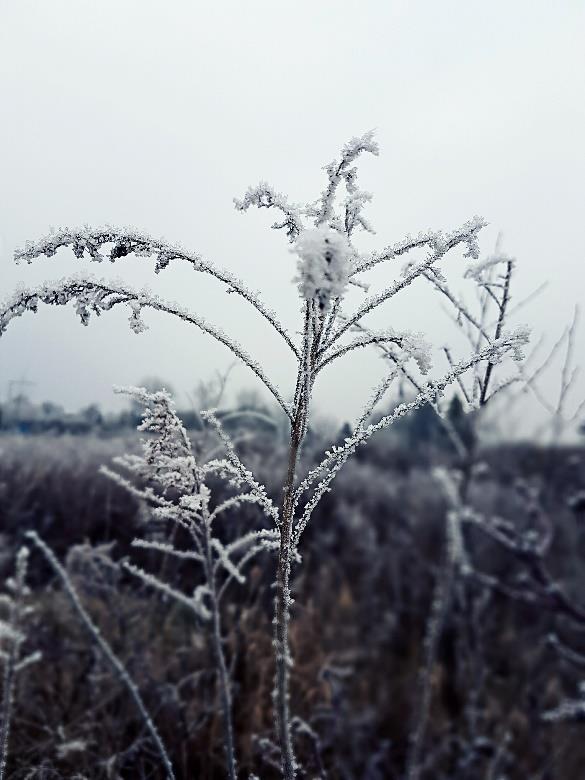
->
xmin=0 ymin=391 xmax=483 ymax=454
xmin=0 ymin=395 xmax=204 ymax=435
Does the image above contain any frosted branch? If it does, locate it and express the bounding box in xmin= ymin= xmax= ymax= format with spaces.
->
xmin=327 ymin=216 xmax=487 ymax=349
xmin=200 ymin=410 xmax=279 ymax=526
xmin=293 ymin=329 xmax=528 ymax=544
xmin=315 ymin=130 xmax=379 ymax=228
xmin=131 ymin=539 xmax=204 ymax=563
xmin=25 ymin=532 xmax=175 ymax=780
xmin=124 ymin=562 xmax=211 ymax=621
xmin=0 ymin=277 xmax=292 ymax=421
xmin=15 ymin=226 xmax=299 ymax=356
xmin=318 ymin=327 xmax=432 ymax=375
xmin=234 ymin=183 xmax=305 ymax=241
xmin=209 ymin=493 xmax=266 ymax=522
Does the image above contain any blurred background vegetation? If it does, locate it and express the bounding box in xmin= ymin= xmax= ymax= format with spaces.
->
xmin=1 ymin=383 xmax=585 ymax=778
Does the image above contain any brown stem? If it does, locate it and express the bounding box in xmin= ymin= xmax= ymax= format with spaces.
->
xmin=274 ymin=303 xmax=313 ymax=779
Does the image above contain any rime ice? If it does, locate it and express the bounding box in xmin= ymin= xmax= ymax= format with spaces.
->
xmin=293 ymin=226 xmax=351 ymax=311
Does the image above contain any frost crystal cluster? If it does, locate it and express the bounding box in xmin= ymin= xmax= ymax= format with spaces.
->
xmin=293 ymin=226 xmax=351 ymax=311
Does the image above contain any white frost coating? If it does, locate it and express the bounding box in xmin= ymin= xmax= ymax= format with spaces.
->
xmin=293 ymin=327 xmax=530 ymax=545
xmin=315 ymin=130 xmax=379 ymax=228
xmin=0 ymin=276 xmax=292 ymax=421
xmin=401 ymin=331 xmax=433 ymax=374
xmin=14 ymin=225 xmax=300 ymax=357
xmin=342 ymin=188 xmax=375 ymax=236
xmin=124 ymin=563 xmax=212 ymax=620
xmin=317 ymin=326 xmax=432 ymax=376
xmin=234 ymin=183 xmax=305 ymax=241
xmin=200 ymin=409 xmax=280 ymax=526
xmin=293 ymin=226 xmax=351 ymax=312
xmin=327 ymin=216 xmax=488 ymax=350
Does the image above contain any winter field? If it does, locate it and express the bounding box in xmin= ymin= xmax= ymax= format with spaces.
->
xmin=1 ymin=403 xmax=585 ymax=779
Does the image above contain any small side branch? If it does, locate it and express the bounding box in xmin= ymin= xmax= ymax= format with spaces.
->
xmin=201 ymin=410 xmax=280 ymax=526
xmin=327 ymin=217 xmax=487 ymax=349
xmin=234 ymin=183 xmax=305 ymax=241
xmin=293 ymin=330 xmax=528 ymax=544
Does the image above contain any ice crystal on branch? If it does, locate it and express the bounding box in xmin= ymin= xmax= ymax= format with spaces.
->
xmin=0 ymin=276 xmax=292 ymax=420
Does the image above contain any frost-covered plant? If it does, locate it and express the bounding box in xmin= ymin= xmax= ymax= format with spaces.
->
xmin=0 ymin=548 xmax=41 ymax=780
xmin=102 ymin=386 xmax=279 ymax=780
xmin=0 ymin=131 xmax=530 ymax=779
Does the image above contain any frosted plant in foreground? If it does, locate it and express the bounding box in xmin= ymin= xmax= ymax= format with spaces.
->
xmin=102 ymin=386 xmax=279 ymax=780
xmin=0 ymin=131 xmax=529 ymax=779
xmin=0 ymin=548 xmax=41 ymax=780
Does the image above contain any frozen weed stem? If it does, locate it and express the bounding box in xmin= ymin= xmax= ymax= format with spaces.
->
xmin=25 ymin=531 xmax=176 ymax=780
xmin=0 ymin=131 xmax=529 ymax=778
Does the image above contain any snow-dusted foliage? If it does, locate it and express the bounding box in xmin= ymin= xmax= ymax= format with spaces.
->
xmin=0 ymin=131 xmax=532 ymax=780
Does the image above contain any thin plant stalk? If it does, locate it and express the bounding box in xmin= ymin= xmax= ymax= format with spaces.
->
xmin=200 ymin=506 xmax=238 ymax=780
xmin=0 ymin=550 xmax=29 ymax=780
xmin=26 ymin=531 xmax=176 ymax=780
xmin=0 ymin=638 xmax=17 ymax=780
xmin=274 ymin=304 xmax=313 ymax=780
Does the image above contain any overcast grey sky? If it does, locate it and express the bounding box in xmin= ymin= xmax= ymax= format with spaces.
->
xmin=1 ymin=0 xmax=584 ymax=431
